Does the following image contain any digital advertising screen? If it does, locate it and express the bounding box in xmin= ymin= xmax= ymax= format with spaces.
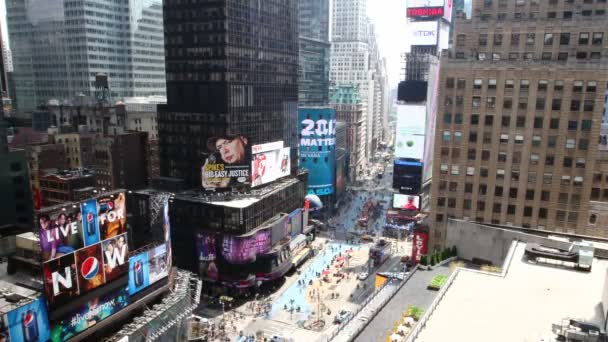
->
xmin=202 ymin=134 xmax=251 ymax=189
xmin=43 ymin=253 xmax=78 ymax=309
xmin=128 ymin=252 xmax=150 ymax=295
xmin=407 ymin=0 xmax=444 ymax=7
xmin=39 ymin=192 xmax=131 ymax=312
xmin=37 ymin=205 xmax=84 ymax=263
xmin=196 ymin=233 xmax=217 ymax=262
xmin=50 ymin=285 xmax=129 ymax=342
xmin=407 ymin=6 xmax=444 ymax=18
xmin=251 ymin=141 xmax=291 ymax=188
xmin=80 ymin=199 xmax=100 ymax=247
xmin=393 ymin=194 xmax=421 ymax=211
xmin=395 ymin=104 xmax=426 ymax=160
xmin=287 ymin=209 xmax=303 ymax=238
xmin=97 ymin=192 xmax=127 ymax=240
xmin=298 ymin=107 xmax=337 ymax=196
xmin=148 ymin=244 xmax=169 ymax=285
xmin=395 ymin=134 xmax=425 ymax=160
xmin=221 ymin=228 xmax=271 ymax=264
xmin=5 ymin=297 xmax=51 ymax=342
xmin=75 ymin=243 xmax=106 ymax=294
xmin=101 ymin=233 xmax=129 ymax=283
xmin=393 ymin=160 xmax=424 ymax=195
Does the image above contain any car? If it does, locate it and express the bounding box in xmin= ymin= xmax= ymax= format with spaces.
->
xmin=334 ymin=310 xmax=353 ymax=324
xmin=358 ymin=272 xmax=369 ymax=280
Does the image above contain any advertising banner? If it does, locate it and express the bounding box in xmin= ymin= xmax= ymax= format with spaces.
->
xmin=251 ymin=141 xmax=291 ymax=188
xmin=50 ymin=285 xmax=129 ymax=342
xmin=393 ymin=160 xmax=423 ymax=194
xmin=196 ymin=233 xmax=219 ymax=281
xmin=148 ymin=244 xmax=169 ymax=284
xmin=443 ymin=0 xmax=453 ymax=23
xmin=287 ymin=209 xmax=303 ymax=238
xmin=43 ymin=253 xmax=78 ymax=309
xmin=408 ymin=21 xmax=438 ymax=46
xmin=128 ymin=252 xmax=150 ymax=295
xmin=393 ymin=194 xmax=421 ymax=211
xmin=202 ymin=134 xmax=251 ymax=189
xmin=37 ymin=205 xmax=84 ymax=263
xmin=221 ymin=228 xmax=271 ymax=264
xmin=75 ymin=243 xmax=106 ymax=294
xmin=298 ymin=108 xmax=337 ymax=196
xmin=395 ymin=135 xmax=425 ymax=160
xmin=101 ymin=233 xmax=129 ymax=283
xmin=412 ymin=231 xmax=429 ymax=264
xmin=80 ymin=199 xmax=100 ymax=247
xmin=5 ymin=297 xmax=51 ymax=342
xmin=97 ymin=192 xmax=127 ymax=240
xmin=407 ymin=7 xmax=444 ymax=18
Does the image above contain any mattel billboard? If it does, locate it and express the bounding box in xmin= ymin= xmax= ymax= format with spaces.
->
xmin=298 ymin=107 xmax=337 ymax=196
xmin=39 ymin=192 xmax=129 ymax=311
xmin=251 ymin=141 xmax=291 ymax=188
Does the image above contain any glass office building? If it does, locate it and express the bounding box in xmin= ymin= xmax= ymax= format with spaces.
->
xmin=6 ymin=0 xmax=166 ymax=110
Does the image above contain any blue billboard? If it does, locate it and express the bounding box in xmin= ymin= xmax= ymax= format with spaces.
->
xmin=128 ymin=252 xmax=150 ymax=295
xmin=80 ymin=199 xmax=100 ymax=247
xmin=6 ymin=297 xmax=51 ymax=342
xmin=298 ymin=107 xmax=336 ymax=196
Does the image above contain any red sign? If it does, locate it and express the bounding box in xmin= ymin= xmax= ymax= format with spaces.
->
xmin=411 ymin=231 xmax=429 ymax=264
xmin=407 ymin=7 xmax=444 ymax=18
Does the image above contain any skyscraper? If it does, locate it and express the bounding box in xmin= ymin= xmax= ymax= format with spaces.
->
xmin=6 ymin=0 xmax=166 ymax=110
xmin=429 ymin=0 xmax=608 ymax=251
xmin=298 ymin=0 xmax=331 ymax=106
xmin=159 ymin=0 xmax=298 ymax=188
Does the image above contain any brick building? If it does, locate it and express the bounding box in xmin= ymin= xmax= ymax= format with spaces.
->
xmin=429 ymin=0 xmax=608 ymax=250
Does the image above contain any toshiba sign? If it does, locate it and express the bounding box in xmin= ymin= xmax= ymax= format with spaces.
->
xmin=407 ymin=7 xmax=444 ymax=18
xmin=409 ymin=21 xmax=438 ymax=46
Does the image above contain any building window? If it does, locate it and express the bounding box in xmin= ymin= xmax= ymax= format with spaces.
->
xmin=542 ymin=52 xmax=552 ymax=60
xmin=501 ymin=116 xmax=511 ymax=127
xmin=498 ymin=151 xmax=507 ymax=162
xmin=563 ymin=11 xmax=573 ymax=19
xmin=474 ymin=79 xmax=483 ymax=90
xmin=510 ymin=33 xmax=520 ymax=45
xmin=526 ymin=189 xmax=535 ymax=200
xmin=554 ymin=80 xmax=564 ymax=91
xmin=530 ymin=154 xmax=540 ymax=165
xmin=582 ymin=120 xmax=592 ymax=131
xmin=446 ymin=78 xmax=455 ymax=88
xmin=543 ymin=173 xmax=553 ymax=185
xmin=557 ymin=52 xmax=569 ymax=61
xmin=550 ymin=118 xmax=560 ymax=129
xmin=579 ymin=139 xmax=589 ymax=150
xmin=451 ymin=165 xmax=460 ymax=175
xmin=583 ymin=100 xmax=594 ymax=112
xmin=571 ymin=100 xmax=581 ymax=111
xmin=561 ymin=175 xmax=571 ymax=185
xmin=515 ymin=135 xmax=524 ymax=144
xmin=443 ymin=131 xmax=451 ymax=142
xmin=563 ymin=157 xmax=573 ymax=167
xmin=560 ymin=33 xmax=570 ymax=45
xmin=526 ymin=33 xmax=535 ymax=45
xmin=568 ymin=120 xmax=578 ymax=130
xmin=503 ymin=98 xmax=513 ymax=109
xmin=541 ymin=191 xmax=550 ymax=201
xmin=524 ymin=207 xmax=533 ymax=217
xmin=516 ymin=116 xmax=526 ymax=128
xmin=507 ymin=205 xmax=516 ymax=215
xmin=469 ymin=132 xmax=478 ymax=142
xmin=493 ymin=203 xmax=502 ymax=213
xmin=535 ymin=99 xmax=546 ymax=111
xmin=454 ymin=132 xmax=463 ymax=142
xmin=573 ymin=81 xmax=584 ymax=92
xmin=544 ymin=33 xmax=554 ymax=45
xmin=576 ymin=52 xmax=588 ymax=59
xmin=545 ymin=155 xmax=554 ymax=165
xmin=587 ymin=81 xmax=597 ymax=92
xmin=520 ymin=80 xmax=530 ymax=89
xmin=440 ymin=164 xmax=448 ymax=174
xmin=552 ymin=99 xmax=562 ymax=110
xmin=466 ymin=167 xmax=475 ymax=176
xmin=579 ymin=32 xmax=590 ymax=45
xmin=505 ymin=79 xmax=514 ymax=89
xmin=479 ymin=34 xmax=488 ymax=46
xmin=511 ymin=171 xmax=520 ymax=182
xmin=457 ymin=79 xmax=466 ymax=89
xmin=556 ymin=211 xmax=566 ymax=222
xmin=444 ymin=113 xmax=452 ymax=124
xmin=539 ymin=208 xmax=548 ymax=219
xmin=589 ymin=214 xmax=598 ymax=225
xmin=593 ymin=32 xmax=604 ymax=45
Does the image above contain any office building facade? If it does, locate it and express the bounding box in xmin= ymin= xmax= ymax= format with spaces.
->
xmin=429 ymin=0 xmax=608 ymax=251
xmin=6 ymin=0 xmax=166 ymax=111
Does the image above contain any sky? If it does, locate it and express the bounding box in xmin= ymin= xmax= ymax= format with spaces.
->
xmin=0 ymin=0 xmax=407 ymax=88
xmin=368 ymin=0 xmax=409 ymax=89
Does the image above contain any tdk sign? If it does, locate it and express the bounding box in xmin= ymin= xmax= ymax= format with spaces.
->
xmin=414 ymin=30 xmax=436 ymax=37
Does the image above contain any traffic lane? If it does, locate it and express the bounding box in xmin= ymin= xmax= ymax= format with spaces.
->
xmin=348 ymin=256 xmax=403 ymax=305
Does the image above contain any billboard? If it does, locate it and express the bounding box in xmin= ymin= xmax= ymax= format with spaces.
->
xmin=393 ymin=160 xmax=423 ymax=194
xmin=50 ymin=285 xmax=129 ymax=342
xmin=5 ymin=297 xmax=51 ymax=342
xmin=202 ymin=134 xmax=251 ymax=189
xmin=40 ymin=193 xmax=130 ymax=311
xmin=393 ymin=194 xmax=421 ymax=211
xmin=412 ymin=231 xmax=429 ymax=264
xmin=395 ymin=104 xmax=426 ymax=160
xmin=97 ymin=192 xmax=127 ymax=240
xmin=251 ymin=141 xmax=291 ymax=188
xmin=298 ymin=108 xmax=337 ymax=196
xmin=128 ymin=252 xmax=150 ymax=295
xmin=221 ymin=228 xmax=272 ymax=264
xmin=407 ymin=6 xmax=444 ymax=18
xmin=443 ymin=0 xmax=453 ymax=23
xmin=195 ymin=233 xmax=219 ymax=281
xmin=408 ymin=21 xmax=438 ymax=46
xmin=287 ymin=208 xmax=303 ymax=238
xmin=148 ymin=244 xmax=169 ymax=284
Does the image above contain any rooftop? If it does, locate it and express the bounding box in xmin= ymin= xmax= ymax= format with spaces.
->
xmin=41 ymin=168 xmax=94 ymax=181
xmin=174 ymin=176 xmax=299 ymax=209
xmin=0 ymin=263 xmax=42 ymax=315
xmin=414 ymin=242 xmax=607 ymax=342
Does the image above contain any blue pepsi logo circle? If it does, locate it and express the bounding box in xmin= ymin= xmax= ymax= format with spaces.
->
xmin=81 ymin=257 xmax=99 ymax=280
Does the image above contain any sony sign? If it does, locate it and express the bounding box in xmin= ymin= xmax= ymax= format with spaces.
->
xmin=409 ymin=21 xmax=438 ymax=46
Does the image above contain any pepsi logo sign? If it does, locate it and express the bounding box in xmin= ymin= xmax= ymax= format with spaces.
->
xmin=23 ymin=312 xmax=35 ymax=327
xmin=81 ymin=257 xmax=99 ymax=280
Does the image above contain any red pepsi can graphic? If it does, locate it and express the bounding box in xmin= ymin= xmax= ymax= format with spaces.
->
xmin=21 ymin=310 xmax=38 ymax=342
xmin=134 ymin=260 xmax=144 ymax=287
xmin=81 ymin=256 xmax=100 ymax=280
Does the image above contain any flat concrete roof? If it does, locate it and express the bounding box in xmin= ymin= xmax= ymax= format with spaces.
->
xmin=415 ymin=242 xmax=607 ymax=342
xmin=0 ymin=263 xmax=42 ymax=314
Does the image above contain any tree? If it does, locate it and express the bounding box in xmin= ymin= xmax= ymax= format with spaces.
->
xmin=451 ymin=245 xmax=458 ymax=257
xmin=420 ymin=255 xmax=427 ymax=266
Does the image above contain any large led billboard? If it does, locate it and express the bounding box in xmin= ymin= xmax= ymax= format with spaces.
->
xmin=251 ymin=141 xmax=291 ymax=188
xmin=393 ymin=160 xmax=423 ymax=195
xmin=298 ymin=107 xmax=337 ymax=196
xmin=221 ymin=228 xmax=271 ymax=264
xmin=395 ymin=104 xmax=426 ymax=160
xmin=408 ymin=0 xmax=444 ymax=7
xmin=128 ymin=243 xmax=170 ymax=296
xmin=4 ymin=297 xmax=51 ymax=342
xmin=408 ymin=21 xmax=438 ymax=46
xmin=50 ymin=285 xmax=129 ymax=342
xmin=39 ymin=192 xmax=130 ymax=311
xmin=393 ymin=194 xmax=421 ymax=211
xmin=202 ymin=134 xmax=251 ymax=189
xmin=407 ymin=7 xmax=444 ymax=18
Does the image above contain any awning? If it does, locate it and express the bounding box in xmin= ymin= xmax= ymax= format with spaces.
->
xmin=291 ymin=248 xmax=312 ymax=268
